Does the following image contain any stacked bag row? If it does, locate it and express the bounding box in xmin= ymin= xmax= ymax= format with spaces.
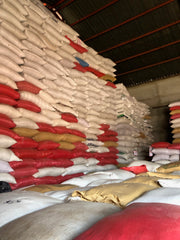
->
xmin=83 ymin=80 xmax=118 ymax=164
xmin=169 ymin=101 xmax=180 ymax=144
xmin=0 ymin=83 xmax=117 ymax=190
xmin=0 ymin=0 xmax=118 ymax=190
xmin=150 ymin=142 xmax=180 ymax=164
xmin=114 ymin=83 xmax=153 ymax=163
xmin=150 ymin=101 xmax=180 ymax=164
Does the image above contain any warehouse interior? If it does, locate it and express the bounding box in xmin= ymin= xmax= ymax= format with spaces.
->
xmin=0 ymin=0 xmax=180 ymax=239
xmin=42 ymin=0 xmax=180 ymax=142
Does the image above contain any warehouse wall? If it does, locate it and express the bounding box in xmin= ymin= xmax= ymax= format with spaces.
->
xmin=128 ymin=75 xmax=180 ymax=142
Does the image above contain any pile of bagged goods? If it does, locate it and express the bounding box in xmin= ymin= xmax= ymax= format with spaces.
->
xmin=169 ymin=101 xmax=180 ymax=144
xmin=150 ymin=101 xmax=180 ymax=165
xmin=114 ymin=84 xmax=153 ymax=163
xmin=2 ymin=1 xmax=180 ymax=239
xmin=150 ymin=142 xmax=180 ymax=165
xmin=0 ymin=0 xmax=153 ymax=191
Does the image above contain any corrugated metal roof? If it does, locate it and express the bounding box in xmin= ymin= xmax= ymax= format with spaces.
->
xmin=41 ymin=0 xmax=180 ymax=87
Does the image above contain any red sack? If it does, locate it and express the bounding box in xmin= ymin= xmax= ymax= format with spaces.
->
xmin=84 ymin=66 xmax=105 ymax=77
xmin=54 ymin=126 xmax=86 ymax=138
xmin=99 ymin=130 xmax=118 ymax=137
xmin=170 ymin=113 xmax=180 ymax=120
xmin=11 ymin=137 xmax=38 ymax=149
xmin=61 ymin=113 xmax=78 ymax=123
xmin=170 ymin=106 xmax=180 ymax=111
xmin=120 ymin=165 xmax=148 ymax=174
xmin=34 ymin=176 xmax=59 ymax=185
xmin=34 ymin=173 xmax=84 ymax=186
xmin=98 ymin=135 xmax=118 ymax=142
xmin=13 ymin=149 xmax=79 ymax=160
xmin=9 ymin=159 xmax=37 ymax=169
xmin=56 ymin=172 xmax=84 ymax=183
xmin=0 ymin=83 xmax=20 ymax=99
xmin=36 ymin=122 xmax=56 ymax=133
xmin=0 ymin=113 xmax=16 ymax=128
xmin=98 ymin=158 xmax=118 ymax=165
xmin=37 ymin=141 xmax=60 ymax=150
xmin=10 ymin=166 xmax=38 ymax=178
xmin=108 ymin=147 xmax=119 ymax=154
xmin=36 ymin=150 xmax=55 ymax=159
xmin=50 ymin=149 xmax=74 ymax=159
xmin=73 ymin=62 xmax=87 ymax=73
xmin=53 ymin=126 xmax=69 ymax=134
xmin=16 ymin=81 xmax=41 ymax=94
xmin=74 ymin=203 xmax=180 ymax=240
xmin=0 ymin=94 xmax=17 ymax=106
xmin=151 ymin=142 xmax=171 ymax=148
xmin=67 ymin=129 xmax=86 ymax=138
xmin=12 ymin=148 xmax=37 ymax=159
xmin=168 ymin=144 xmax=180 ymax=150
xmin=35 ymin=158 xmax=73 ymax=168
xmin=11 ymin=149 xmax=53 ymax=159
xmin=106 ymin=81 xmax=117 ymax=88
xmin=0 ymin=126 xmax=20 ymax=139
xmin=65 ymin=35 xmax=88 ymax=53
xmin=94 ymin=152 xmax=118 ymax=160
xmin=16 ymin=99 xmax=41 ymax=113
xmin=74 ymin=142 xmax=89 ymax=151
xmin=71 ymin=150 xmax=89 ymax=159
xmin=99 ymin=124 xmax=110 ymax=130
xmin=10 ymin=176 xmax=35 ymax=190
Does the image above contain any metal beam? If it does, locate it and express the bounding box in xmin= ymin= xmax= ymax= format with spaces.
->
xmin=84 ymin=0 xmax=175 ymax=42
xmin=99 ymin=20 xmax=180 ymax=54
xmin=117 ymin=55 xmax=180 ymax=76
xmin=116 ymin=39 xmax=180 ymax=64
xmin=70 ymin=0 xmax=119 ymax=26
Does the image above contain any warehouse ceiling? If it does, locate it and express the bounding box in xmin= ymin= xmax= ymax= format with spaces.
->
xmin=41 ymin=0 xmax=180 ymax=87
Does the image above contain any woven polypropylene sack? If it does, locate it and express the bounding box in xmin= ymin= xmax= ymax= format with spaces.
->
xmin=74 ymin=203 xmax=180 ymax=240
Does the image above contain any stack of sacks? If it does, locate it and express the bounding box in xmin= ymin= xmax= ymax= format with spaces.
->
xmin=96 ymin=124 xmax=119 ymax=165
xmin=0 ymin=0 xmax=119 ymax=190
xmin=0 ymin=82 xmax=117 ymax=190
xmin=150 ymin=142 xmax=180 ymax=164
xmin=63 ymin=68 xmax=119 ymax=166
xmin=0 ymin=134 xmax=19 ymax=186
xmin=84 ymin=80 xmax=118 ymax=165
xmin=134 ymin=101 xmax=153 ymax=158
xmin=10 ymin=125 xmax=88 ymax=190
xmin=74 ymin=44 xmax=117 ymax=80
xmin=149 ymin=101 xmax=180 ymax=165
xmin=169 ymin=101 xmax=180 ymax=144
xmin=0 ymin=85 xmax=27 ymax=187
xmin=114 ymin=84 xmax=153 ymax=163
